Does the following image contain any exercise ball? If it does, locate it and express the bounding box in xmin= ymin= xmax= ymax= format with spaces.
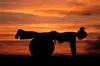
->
xmin=29 ymin=37 xmax=55 ymax=56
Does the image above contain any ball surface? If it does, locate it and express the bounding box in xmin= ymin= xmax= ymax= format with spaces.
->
xmin=29 ymin=37 xmax=55 ymax=56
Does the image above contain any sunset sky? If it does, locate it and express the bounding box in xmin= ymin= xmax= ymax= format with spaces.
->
xmin=0 ymin=0 xmax=100 ymax=40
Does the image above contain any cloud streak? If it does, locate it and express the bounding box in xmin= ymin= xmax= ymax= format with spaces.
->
xmin=0 ymin=11 xmax=100 ymax=25
xmin=0 ymin=12 xmax=37 ymax=24
xmin=34 ymin=5 xmax=100 ymax=16
xmin=87 ymin=25 xmax=100 ymax=29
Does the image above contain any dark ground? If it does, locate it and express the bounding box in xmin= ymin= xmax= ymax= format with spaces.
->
xmin=0 ymin=54 xmax=99 ymax=64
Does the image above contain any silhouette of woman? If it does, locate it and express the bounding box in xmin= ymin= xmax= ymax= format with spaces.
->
xmin=15 ymin=27 xmax=87 ymax=56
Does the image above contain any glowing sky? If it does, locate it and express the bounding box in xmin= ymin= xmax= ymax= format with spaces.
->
xmin=0 ymin=0 xmax=100 ymax=40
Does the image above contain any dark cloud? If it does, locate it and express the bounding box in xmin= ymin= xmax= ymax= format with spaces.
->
xmin=0 ymin=0 xmax=22 ymax=2
xmin=82 ymin=5 xmax=100 ymax=15
xmin=34 ymin=4 xmax=100 ymax=16
xmin=35 ymin=6 xmax=100 ymax=16
xmin=80 ymin=12 xmax=92 ymax=15
xmin=86 ymin=38 xmax=100 ymax=55
xmin=0 ymin=33 xmax=12 ymax=37
xmin=87 ymin=32 xmax=100 ymax=40
xmin=0 ymin=12 xmax=38 ymax=24
xmin=0 ymin=0 xmax=24 ymax=9
xmin=88 ymin=25 xmax=100 ymax=29
xmin=88 ymin=33 xmax=100 ymax=36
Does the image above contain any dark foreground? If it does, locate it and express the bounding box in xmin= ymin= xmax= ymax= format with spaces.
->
xmin=0 ymin=53 xmax=100 ymax=56
xmin=0 ymin=54 xmax=100 ymax=64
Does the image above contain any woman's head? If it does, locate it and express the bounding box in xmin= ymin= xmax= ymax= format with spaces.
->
xmin=76 ymin=27 xmax=87 ymax=40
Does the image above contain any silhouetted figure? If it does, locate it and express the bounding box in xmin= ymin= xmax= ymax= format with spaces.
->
xmin=55 ymin=27 xmax=87 ymax=56
xmin=15 ymin=27 xmax=87 ymax=56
